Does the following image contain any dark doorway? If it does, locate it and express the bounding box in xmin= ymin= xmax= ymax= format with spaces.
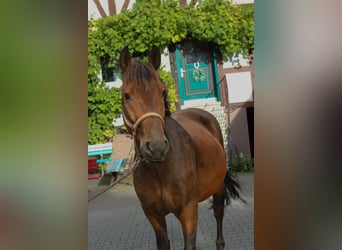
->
xmin=246 ymin=107 xmax=254 ymax=159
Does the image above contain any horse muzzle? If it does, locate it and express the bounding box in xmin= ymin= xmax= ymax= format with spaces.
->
xmin=141 ymin=138 xmax=169 ymax=162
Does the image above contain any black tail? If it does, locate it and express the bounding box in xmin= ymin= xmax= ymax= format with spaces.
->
xmin=224 ymin=170 xmax=246 ymax=205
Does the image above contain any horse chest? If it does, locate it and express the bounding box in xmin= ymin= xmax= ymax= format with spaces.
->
xmin=133 ymin=170 xmax=192 ymax=214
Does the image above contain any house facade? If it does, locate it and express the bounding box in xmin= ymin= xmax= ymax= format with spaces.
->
xmin=88 ymin=0 xmax=254 ymax=160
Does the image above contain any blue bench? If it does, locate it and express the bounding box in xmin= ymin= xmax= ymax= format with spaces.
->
xmin=88 ymin=143 xmax=113 ymax=178
xmin=88 ymin=143 xmax=127 ymax=178
xmin=106 ymin=158 xmax=127 ymax=173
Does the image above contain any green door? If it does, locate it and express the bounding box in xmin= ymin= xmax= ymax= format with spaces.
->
xmin=175 ymin=40 xmax=220 ymax=105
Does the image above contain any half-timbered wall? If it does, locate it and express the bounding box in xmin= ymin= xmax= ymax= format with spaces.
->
xmin=219 ymin=51 xmax=254 ymax=158
xmin=88 ymin=0 xmax=254 ymax=160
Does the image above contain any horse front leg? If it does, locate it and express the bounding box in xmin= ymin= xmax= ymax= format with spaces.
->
xmin=176 ymin=202 xmax=198 ymax=250
xmin=142 ymin=207 xmax=170 ymax=250
xmin=213 ymin=188 xmax=226 ymax=250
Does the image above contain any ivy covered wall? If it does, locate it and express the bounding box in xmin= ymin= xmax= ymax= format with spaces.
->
xmin=88 ymin=0 xmax=254 ymax=144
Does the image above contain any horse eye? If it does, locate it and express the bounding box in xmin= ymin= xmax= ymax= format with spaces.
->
xmin=123 ymin=93 xmax=131 ymax=101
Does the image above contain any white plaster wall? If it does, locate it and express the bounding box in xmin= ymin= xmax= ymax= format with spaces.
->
xmin=232 ymin=0 xmax=254 ymax=4
xmin=161 ymin=47 xmax=171 ymax=72
xmin=226 ymin=72 xmax=253 ymax=103
xmin=88 ymin=0 xmax=136 ymax=19
xmin=88 ymin=1 xmax=98 ymax=19
xmin=105 ymin=79 xmax=122 ymax=88
xmin=89 ymin=0 xmax=253 ymax=19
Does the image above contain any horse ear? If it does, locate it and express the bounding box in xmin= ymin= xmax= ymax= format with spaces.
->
xmin=148 ymin=46 xmax=161 ymax=70
xmin=120 ymin=46 xmax=132 ymax=72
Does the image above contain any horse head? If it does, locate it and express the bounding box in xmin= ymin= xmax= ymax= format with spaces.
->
xmin=120 ymin=46 xmax=169 ymax=162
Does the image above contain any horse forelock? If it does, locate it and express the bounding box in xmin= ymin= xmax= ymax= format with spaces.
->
xmin=125 ymin=60 xmax=159 ymax=90
xmin=123 ymin=59 xmax=171 ymax=116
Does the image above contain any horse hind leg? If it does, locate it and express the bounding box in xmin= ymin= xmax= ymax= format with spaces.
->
xmin=212 ymin=187 xmax=226 ymax=250
xmin=213 ymin=170 xmax=244 ymax=249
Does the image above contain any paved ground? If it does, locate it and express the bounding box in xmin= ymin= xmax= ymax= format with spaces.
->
xmin=88 ymin=172 xmax=254 ymax=250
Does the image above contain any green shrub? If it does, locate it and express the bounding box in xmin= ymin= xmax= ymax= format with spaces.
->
xmin=229 ymin=156 xmax=254 ymax=172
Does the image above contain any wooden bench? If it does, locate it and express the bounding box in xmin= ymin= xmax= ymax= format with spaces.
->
xmin=88 ymin=143 xmax=113 ymax=180
xmin=106 ymin=158 xmax=128 ymax=173
xmin=87 ymin=143 xmax=128 ymax=180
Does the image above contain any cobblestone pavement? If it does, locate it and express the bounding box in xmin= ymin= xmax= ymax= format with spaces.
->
xmin=88 ymin=173 xmax=254 ymax=250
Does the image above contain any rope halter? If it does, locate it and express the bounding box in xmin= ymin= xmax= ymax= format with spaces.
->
xmin=123 ymin=112 xmax=165 ymax=136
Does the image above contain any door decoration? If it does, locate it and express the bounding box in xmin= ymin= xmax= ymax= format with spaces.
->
xmin=192 ymin=62 xmax=205 ymax=82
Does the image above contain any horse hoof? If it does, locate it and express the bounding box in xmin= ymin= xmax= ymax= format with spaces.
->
xmin=216 ymin=239 xmax=225 ymax=250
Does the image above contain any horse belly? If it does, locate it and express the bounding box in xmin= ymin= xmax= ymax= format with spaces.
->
xmin=196 ymin=138 xmax=226 ymax=202
xmin=173 ymin=119 xmax=226 ymax=202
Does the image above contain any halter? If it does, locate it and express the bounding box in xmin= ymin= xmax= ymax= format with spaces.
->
xmin=123 ymin=112 xmax=165 ymax=136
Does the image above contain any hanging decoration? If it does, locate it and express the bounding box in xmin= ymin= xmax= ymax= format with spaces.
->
xmin=192 ymin=62 xmax=205 ymax=82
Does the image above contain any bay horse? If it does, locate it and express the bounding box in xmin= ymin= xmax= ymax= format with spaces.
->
xmin=119 ymin=46 xmax=242 ymax=250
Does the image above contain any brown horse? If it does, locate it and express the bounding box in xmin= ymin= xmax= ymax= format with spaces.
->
xmin=119 ymin=46 xmax=242 ymax=250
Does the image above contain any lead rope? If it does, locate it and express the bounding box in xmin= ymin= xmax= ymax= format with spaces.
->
xmin=88 ymin=155 xmax=143 ymax=202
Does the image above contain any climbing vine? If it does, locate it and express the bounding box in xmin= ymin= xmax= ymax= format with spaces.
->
xmin=90 ymin=0 xmax=253 ymax=61
xmin=88 ymin=0 xmax=254 ymax=144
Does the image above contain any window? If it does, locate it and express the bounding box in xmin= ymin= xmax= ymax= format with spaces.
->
xmin=100 ymin=55 xmax=122 ymax=88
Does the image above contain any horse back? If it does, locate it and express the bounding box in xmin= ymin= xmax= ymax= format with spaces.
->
xmin=171 ymin=108 xmax=224 ymax=148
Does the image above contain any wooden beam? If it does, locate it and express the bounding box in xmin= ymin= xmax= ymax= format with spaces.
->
xmin=93 ymin=0 xmax=107 ymax=18
xmin=108 ymin=0 xmax=117 ymax=15
xmin=121 ymin=0 xmax=130 ymax=12
xmin=179 ymin=0 xmax=187 ymax=6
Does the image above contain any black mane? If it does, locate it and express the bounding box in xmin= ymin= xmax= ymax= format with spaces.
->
xmin=163 ymin=89 xmax=171 ymax=117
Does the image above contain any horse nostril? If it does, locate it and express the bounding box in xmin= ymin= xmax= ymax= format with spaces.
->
xmin=163 ymin=140 xmax=169 ymax=151
xmin=145 ymin=140 xmax=152 ymax=153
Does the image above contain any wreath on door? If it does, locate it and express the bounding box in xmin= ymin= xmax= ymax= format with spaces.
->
xmin=192 ymin=62 xmax=205 ymax=82
xmin=192 ymin=69 xmax=205 ymax=82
